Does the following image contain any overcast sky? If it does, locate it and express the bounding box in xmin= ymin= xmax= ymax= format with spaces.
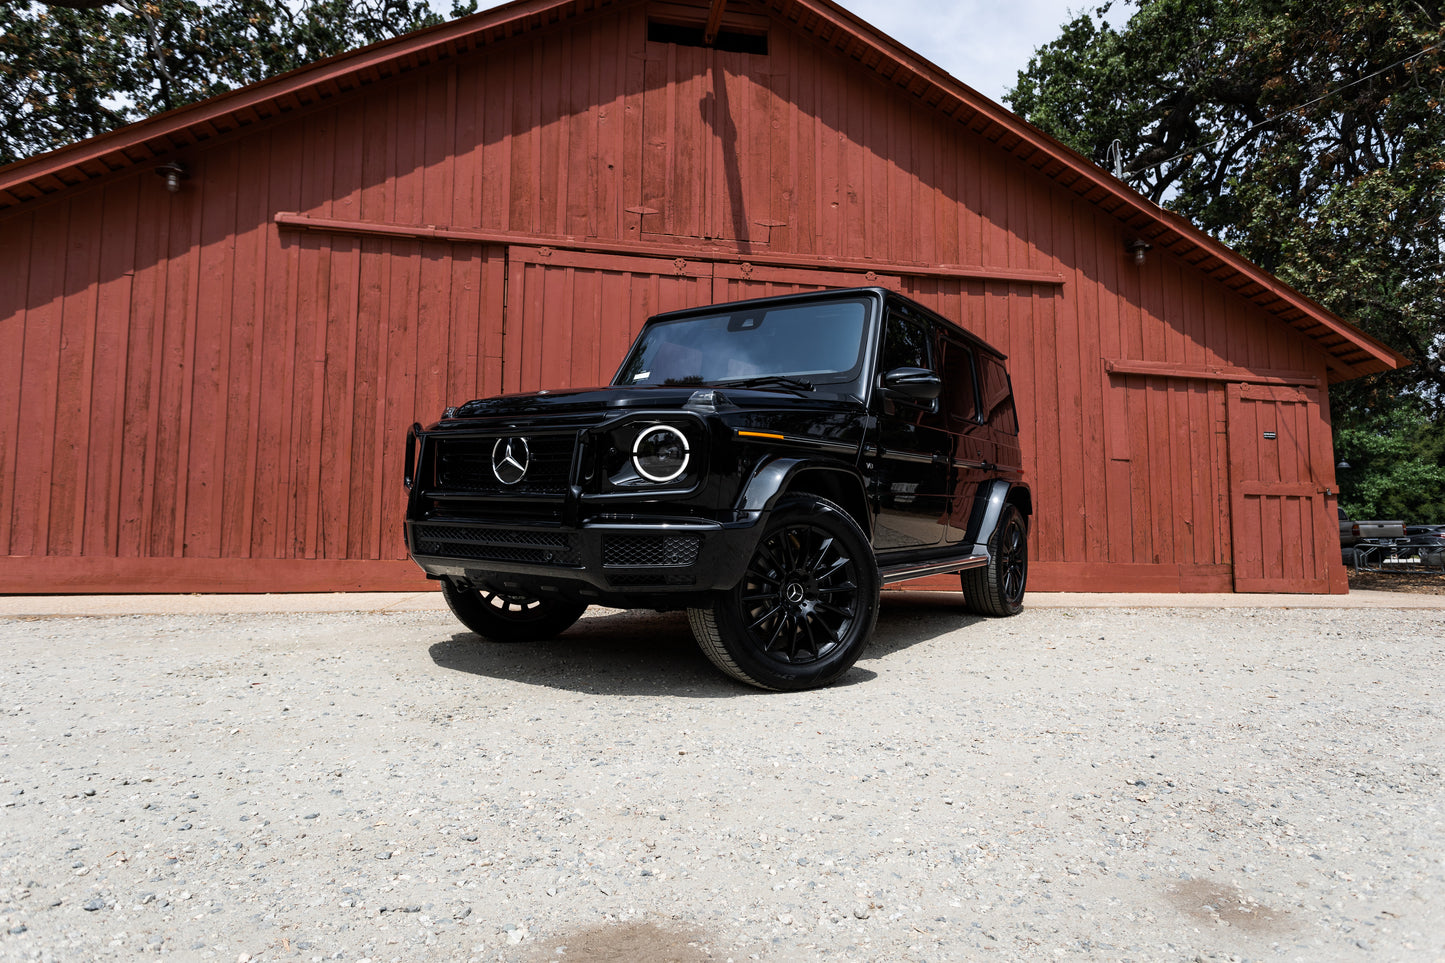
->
xmin=829 ymin=0 xmax=1131 ymax=104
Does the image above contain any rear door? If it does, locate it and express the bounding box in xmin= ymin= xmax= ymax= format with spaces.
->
xmin=938 ymin=334 xmax=989 ymax=545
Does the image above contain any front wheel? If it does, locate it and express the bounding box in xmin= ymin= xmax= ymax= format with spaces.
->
xmin=689 ymin=494 xmax=879 ymax=691
xmin=440 ymin=580 xmax=587 ymax=642
xmin=961 ymin=503 xmax=1028 ymax=616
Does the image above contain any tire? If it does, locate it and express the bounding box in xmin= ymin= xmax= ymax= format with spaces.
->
xmin=688 ymin=494 xmax=879 ymax=691
xmin=440 ymin=580 xmax=587 ymax=643
xmin=962 ymin=503 xmax=1028 ymax=617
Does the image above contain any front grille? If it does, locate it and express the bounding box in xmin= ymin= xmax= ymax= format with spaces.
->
xmin=433 ymin=433 xmax=576 ymax=496
xmin=602 ymin=534 xmax=702 ymax=568
xmin=413 ymin=524 xmax=581 ymax=567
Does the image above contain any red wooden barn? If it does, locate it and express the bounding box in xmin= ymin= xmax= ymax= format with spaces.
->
xmin=0 ymin=0 xmax=1407 ymax=595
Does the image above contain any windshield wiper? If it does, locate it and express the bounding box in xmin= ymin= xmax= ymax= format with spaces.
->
xmin=717 ymin=374 xmax=815 ymax=392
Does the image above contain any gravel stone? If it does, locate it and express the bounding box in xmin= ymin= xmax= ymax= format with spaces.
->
xmin=0 ymin=602 xmax=1441 ymax=961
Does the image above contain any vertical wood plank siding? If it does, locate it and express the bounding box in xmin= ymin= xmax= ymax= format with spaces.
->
xmin=0 ymin=2 xmax=1342 ymax=593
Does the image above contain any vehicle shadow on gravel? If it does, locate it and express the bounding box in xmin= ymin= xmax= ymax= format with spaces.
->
xmin=867 ymin=592 xmax=986 ymax=660
xmin=429 ymin=609 xmax=766 ymax=696
xmin=428 ymin=594 xmax=978 ymax=695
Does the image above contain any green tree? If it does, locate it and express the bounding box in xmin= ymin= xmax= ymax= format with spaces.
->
xmin=1 ymin=0 xmax=477 ymax=167
xmin=1008 ymin=0 xmax=1445 ymax=519
xmin=1335 ymin=409 xmax=1445 ymax=522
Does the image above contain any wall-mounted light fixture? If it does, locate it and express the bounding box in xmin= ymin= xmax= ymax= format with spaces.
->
xmin=1125 ymin=238 xmax=1152 ymax=265
xmin=156 ymin=160 xmax=188 ymax=193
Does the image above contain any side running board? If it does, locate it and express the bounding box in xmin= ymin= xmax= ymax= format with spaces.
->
xmin=879 ymin=554 xmax=988 ymax=584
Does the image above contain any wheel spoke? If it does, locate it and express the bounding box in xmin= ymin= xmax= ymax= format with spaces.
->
xmin=814 ymin=615 xmax=844 ymax=647
xmin=1004 ymin=563 xmax=1024 ymax=600
xmin=744 ymin=561 xmax=782 ymax=584
xmin=761 ymin=610 xmax=789 ymax=653
xmin=754 ymin=539 xmax=788 ymax=580
xmin=816 ymin=553 xmax=851 ymax=583
xmin=747 ymin=601 xmax=784 ymax=632
xmin=804 ymin=535 xmax=835 ymax=573
xmin=797 ymin=613 xmax=821 ymax=659
xmin=814 ymin=600 xmax=854 ymax=621
xmin=774 ymin=529 xmax=797 ymax=572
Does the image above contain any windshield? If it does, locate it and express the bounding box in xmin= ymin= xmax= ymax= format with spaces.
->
xmin=613 ymin=298 xmax=871 ymax=390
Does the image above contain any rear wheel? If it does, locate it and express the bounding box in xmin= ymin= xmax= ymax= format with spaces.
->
xmin=962 ymin=503 xmax=1027 ymax=616
xmin=440 ymin=580 xmax=587 ymax=642
xmin=689 ymin=494 xmax=879 ymax=691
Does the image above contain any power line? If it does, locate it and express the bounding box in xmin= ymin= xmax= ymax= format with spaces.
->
xmin=1126 ymin=37 xmax=1445 ymax=176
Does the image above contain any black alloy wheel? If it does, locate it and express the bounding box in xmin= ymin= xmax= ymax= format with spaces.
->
xmin=441 ymin=580 xmax=587 ymax=642
xmin=690 ymin=494 xmax=879 ymax=690
xmin=962 ymin=503 xmax=1028 ymax=616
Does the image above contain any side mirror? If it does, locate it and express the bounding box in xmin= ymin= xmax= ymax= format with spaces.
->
xmin=882 ymin=366 xmax=942 ymax=401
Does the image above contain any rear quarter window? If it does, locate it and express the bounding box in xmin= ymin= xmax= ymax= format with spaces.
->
xmin=979 ymin=356 xmax=1018 ymax=434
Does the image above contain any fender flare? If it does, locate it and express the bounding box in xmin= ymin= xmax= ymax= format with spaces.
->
xmin=969 ymin=480 xmax=1031 ymax=557
xmin=736 ymin=457 xmax=873 ymax=538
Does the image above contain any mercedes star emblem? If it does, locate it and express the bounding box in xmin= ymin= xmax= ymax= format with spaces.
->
xmin=491 ymin=437 xmax=531 ymax=485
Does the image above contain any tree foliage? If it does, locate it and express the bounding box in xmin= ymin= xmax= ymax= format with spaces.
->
xmin=1335 ymin=408 xmax=1445 ymax=522
xmin=0 ymin=0 xmax=478 ymax=167
xmin=1008 ymin=0 xmax=1445 ymax=521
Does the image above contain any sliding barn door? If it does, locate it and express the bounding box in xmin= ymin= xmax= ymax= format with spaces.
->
xmin=502 ymin=246 xmax=899 ymax=393
xmin=1226 ymin=383 xmax=1341 ymax=593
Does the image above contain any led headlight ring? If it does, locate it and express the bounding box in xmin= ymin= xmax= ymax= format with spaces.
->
xmin=631 ymin=424 xmax=690 ymax=483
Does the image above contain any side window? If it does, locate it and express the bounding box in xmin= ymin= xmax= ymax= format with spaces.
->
xmin=979 ymin=356 xmax=1019 ymax=434
xmin=881 ymin=313 xmax=932 ymax=373
xmin=941 ymin=339 xmax=978 ymax=424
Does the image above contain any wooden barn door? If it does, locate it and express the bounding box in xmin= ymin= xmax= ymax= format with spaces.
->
xmin=502 ymin=247 xmax=900 ymax=393
xmin=502 ymin=247 xmax=715 ymax=392
xmin=711 ymin=264 xmax=900 ymax=301
xmin=1226 ymin=383 xmax=1337 ymax=593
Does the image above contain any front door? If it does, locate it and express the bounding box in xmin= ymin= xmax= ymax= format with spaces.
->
xmin=867 ymin=309 xmax=950 ymax=551
xmin=1226 ymin=383 xmax=1342 ymax=593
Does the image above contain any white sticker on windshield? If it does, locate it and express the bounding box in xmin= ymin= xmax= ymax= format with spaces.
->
xmin=634 ymin=371 xmax=650 ymax=382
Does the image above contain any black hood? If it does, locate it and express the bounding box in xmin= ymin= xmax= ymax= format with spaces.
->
xmin=451 ymin=384 xmax=704 ymax=418
xmin=444 ymin=383 xmax=861 ymax=423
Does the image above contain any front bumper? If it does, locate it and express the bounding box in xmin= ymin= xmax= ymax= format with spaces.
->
xmin=405 ymin=512 xmax=764 ymax=600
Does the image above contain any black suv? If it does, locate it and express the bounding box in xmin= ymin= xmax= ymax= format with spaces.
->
xmin=404 ymin=288 xmax=1031 ymax=690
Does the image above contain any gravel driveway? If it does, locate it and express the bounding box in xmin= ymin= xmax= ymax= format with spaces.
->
xmin=2 ymin=596 xmax=1442 ymax=962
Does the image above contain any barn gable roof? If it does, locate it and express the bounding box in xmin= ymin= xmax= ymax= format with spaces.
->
xmin=0 ymin=0 xmax=1407 ymax=379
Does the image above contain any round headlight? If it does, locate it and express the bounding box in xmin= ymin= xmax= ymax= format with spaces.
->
xmin=632 ymin=425 xmax=690 ymax=483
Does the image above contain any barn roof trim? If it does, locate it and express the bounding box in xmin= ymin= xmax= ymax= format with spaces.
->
xmin=0 ymin=0 xmax=1408 ymax=379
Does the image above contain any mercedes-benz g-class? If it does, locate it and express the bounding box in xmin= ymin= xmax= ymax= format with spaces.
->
xmin=404 ymin=288 xmax=1031 ymax=690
